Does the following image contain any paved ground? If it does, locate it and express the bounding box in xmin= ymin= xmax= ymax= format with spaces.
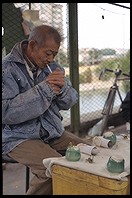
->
xmin=2 ymin=124 xmax=128 ymax=195
xmin=2 ymin=163 xmax=32 ymax=195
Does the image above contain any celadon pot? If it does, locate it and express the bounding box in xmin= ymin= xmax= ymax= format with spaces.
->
xmin=107 ymin=155 xmax=125 ymax=173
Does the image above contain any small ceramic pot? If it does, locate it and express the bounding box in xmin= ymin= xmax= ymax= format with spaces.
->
xmin=107 ymin=155 xmax=125 ymax=173
xmin=65 ymin=146 xmax=81 ymax=161
xmin=103 ymin=131 xmax=117 ymax=146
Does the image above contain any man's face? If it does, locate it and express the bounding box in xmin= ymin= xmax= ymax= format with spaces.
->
xmin=30 ymin=38 xmax=60 ymax=69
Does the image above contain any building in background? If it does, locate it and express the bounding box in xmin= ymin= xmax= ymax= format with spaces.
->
xmin=14 ymin=3 xmax=64 ymax=38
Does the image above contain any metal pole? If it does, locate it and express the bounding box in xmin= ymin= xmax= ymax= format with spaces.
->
xmin=68 ymin=3 xmax=80 ymax=136
xmin=29 ymin=3 xmax=31 ymax=9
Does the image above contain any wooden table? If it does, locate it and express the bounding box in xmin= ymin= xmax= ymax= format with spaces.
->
xmin=52 ymin=164 xmax=130 ymax=195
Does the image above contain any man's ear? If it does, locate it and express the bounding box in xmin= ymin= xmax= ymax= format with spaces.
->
xmin=28 ymin=40 xmax=36 ymax=50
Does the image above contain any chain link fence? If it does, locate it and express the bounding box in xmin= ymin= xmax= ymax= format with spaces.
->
xmin=2 ymin=3 xmax=130 ymax=130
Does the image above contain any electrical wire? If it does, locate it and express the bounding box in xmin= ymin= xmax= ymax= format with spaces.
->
xmin=108 ymin=3 xmax=130 ymax=9
xmin=94 ymin=3 xmax=129 ymax=16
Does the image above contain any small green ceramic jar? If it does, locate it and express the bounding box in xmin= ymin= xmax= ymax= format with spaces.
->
xmin=107 ymin=155 xmax=125 ymax=173
xmin=103 ymin=131 xmax=117 ymax=146
xmin=65 ymin=145 xmax=81 ymax=162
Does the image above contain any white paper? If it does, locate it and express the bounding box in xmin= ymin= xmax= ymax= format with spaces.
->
xmin=77 ymin=144 xmax=99 ymax=155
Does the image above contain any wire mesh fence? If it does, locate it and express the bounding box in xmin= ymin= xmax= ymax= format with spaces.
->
xmin=2 ymin=3 xmax=130 ymax=128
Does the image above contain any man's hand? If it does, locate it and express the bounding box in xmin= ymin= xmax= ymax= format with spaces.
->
xmin=46 ymin=67 xmax=65 ymax=94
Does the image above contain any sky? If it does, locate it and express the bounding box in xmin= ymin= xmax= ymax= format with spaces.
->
xmin=62 ymin=3 xmax=130 ymax=50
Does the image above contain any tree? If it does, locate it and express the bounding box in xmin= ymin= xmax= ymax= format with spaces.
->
xmin=101 ymin=48 xmax=116 ymax=56
xmin=88 ymin=48 xmax=102 ymax=65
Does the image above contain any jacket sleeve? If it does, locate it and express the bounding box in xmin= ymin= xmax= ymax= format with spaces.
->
xmin=2 ymin=66 xmax=56 ymax=125
xmin=55 ymin=77 xmax=78 ymax=110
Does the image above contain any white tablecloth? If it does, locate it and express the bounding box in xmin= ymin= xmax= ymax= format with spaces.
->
xmin=43 ymin=136 xmax=130 ymax=181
